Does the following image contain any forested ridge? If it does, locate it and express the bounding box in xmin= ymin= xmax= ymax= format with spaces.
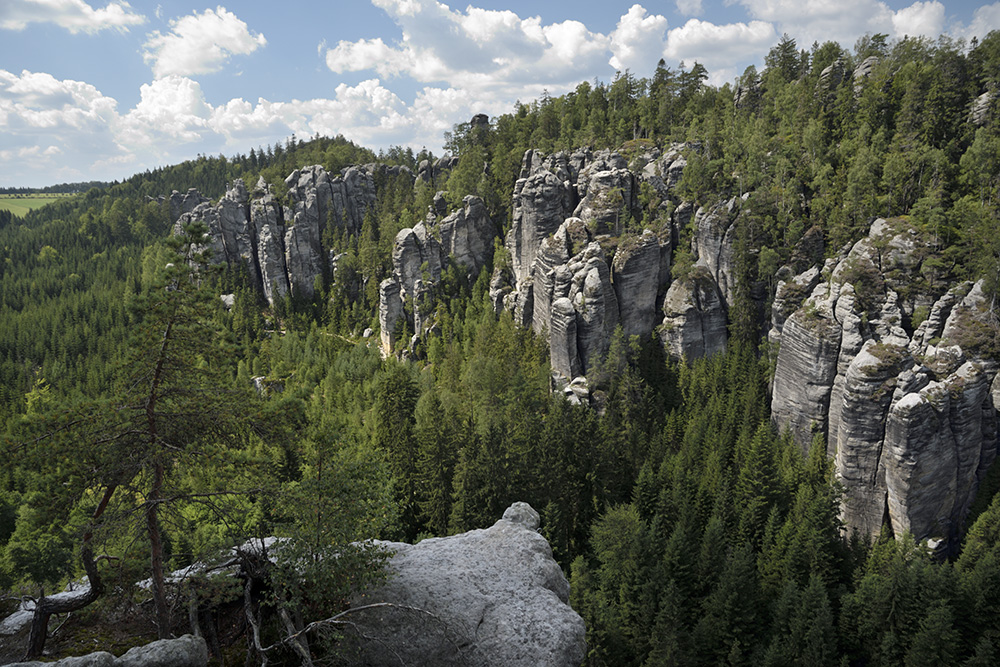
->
xmin=3 ymin=30 xmax=1000 ymax=666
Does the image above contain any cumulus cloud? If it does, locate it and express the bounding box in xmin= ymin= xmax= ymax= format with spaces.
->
xmin=326 ymin=0 xmax=609 ymax=93
xmin=0 ymin=0 xmax=144 ymax=33
xmin=892 ymin=1 xmax=945 ymax=38
xmin=665 ymin=19 xmax=777 ymax=84
xmin=676 ymin=0 xmax=703 ymax=16
xmin=21 ymin=0 xmax=1000 ymax=189
xmin=120 ymin=76 xmax=212 ymax=147
xmin=0 ymin=69 xmax=118 ymax=132
xmin=542 ymin=20 xmax=608 ymax=69
xmin=0 ymin=67 xmax=485 ymax=186
xmin=0 ymin=69 xmax=122 ymax=183
xmin=958 ymin=2 xmax=1000 ymax=41
xmin=326 ymin=37 xmax=412 ymax=77
xmin=734 ymin=0 xmax=894 ymax=47
xmin=733 ymin=0 xmax=961 ymax=47
xmin=609 ymin=5 xmax=668 ymax=74
xmin=142 ymin=6 xmax=266 ymax=79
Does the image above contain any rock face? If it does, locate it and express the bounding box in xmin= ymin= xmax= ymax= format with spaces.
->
xmin=817 ymin=57 xmax=845 ymax=96
xmin=971 ymin=90 xmax=995 ymax=125
xmin=853 ymin=56 xmax=879 ymax=95
xmin=690 ymin=195 xmax=747 ymax=310
xmin=346 ymin=502 xmax=586 ymax=667
xmin=572 ymin=150 xmax=635 ymax=234
xmin=176 ymin=166 xmax=379 ymax=306
xmin=494 ymin=145 xmax=706 ymax=380
xmin=283 ymin=167 xmax=328 ymax=299
xmin=417 ymin=155 xmax=460 ymax=184
xmin=770 ymin=218 xmax=1000 ymax=548
xmin=169 ymin=188 xmax=209 ymax=223
xmin=176 ymin=181 xmax=257 ymax=287
xmin=659 ymin=268 xmax=728 ymax=361
xmin=525 ymin=219 xmax=619 ymax=376
xmin=379 ymin=195 xmax=498 ymax=355
xmin=613 ymin=229 xmax=667 ymax=339
xmin=508 ymin=167 xmax=575 ymax=286
xmin=250 ymin=179 xmax=288 ymax=303
xmin=8 ymin=635 xmax=208 ymax=667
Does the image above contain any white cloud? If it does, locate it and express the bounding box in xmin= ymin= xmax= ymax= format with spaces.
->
xmin=120 ymin=76 xmax=212 ymax=147
xmin=0 ymin=69 xmax=118 ymax=131
xmin=142 ymin=7 xmax=266 ymax=79
xmin=0 ymin=0 xmax=144 ymax=33
xmin=326 ymin=0 xmax=609 ymax=91
xmin=734 ymin=0 xmax=894 ymax=47
xmin=326 ymin=38 xmax=412 ymax=77
xmin=609 ymin=5 xmax=669 ymax=74
xmin=0 ymin=65 xmax=483 ymax=185
xmin=540 ymin=20 xmax=610 ymax=77
xmin=892 ymin=1 xmax=945 ymax=38
xmin=958 ymin=2 xmax=1000 ymax=41
xmin=734 ymin=0 xmax=958 ymax=47
xmin=22 ymin=1 xmax=1000 ymax=189
xmin=0 ymin=69 xmax=122 ymax=183
xmin=676 ymin=0 xmax=703 ymax=17
xmin=665 ymin=19 xmax=777 ymax=83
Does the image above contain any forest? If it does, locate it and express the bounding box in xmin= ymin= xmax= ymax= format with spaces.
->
xmin=3 ymin=29 xmax=1000 ymax=666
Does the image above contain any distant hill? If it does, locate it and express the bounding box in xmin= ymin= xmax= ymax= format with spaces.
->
xmin=0 ymin=181 xmax=111 ymax=195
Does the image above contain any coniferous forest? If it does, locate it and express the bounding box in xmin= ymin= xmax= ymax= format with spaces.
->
xmin=4 ymin=31 xmax=1000 ymax=666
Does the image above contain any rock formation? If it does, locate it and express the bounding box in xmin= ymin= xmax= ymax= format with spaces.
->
xmin=168 ymin=188 xmax=209 ymax=224
xmin=250 ymin=178 xmax=288 ymax=303
xmin=175 ymin=165 xmax=377 ymax=306
xmin=379 ymin=195 xmax=498 ymax=354
xmin=507 ymin=162 xmax=575 ymax=286
xmin=2 ymin=503 xmax=582 ymax=667
xmin=971 ymin=90 xmax=995 ymax=125
xmin=7 ymin=635 xmax=208 ymax=667
xmin=417 ymin=155 xmax=460 ymax=184
xmin=817 ymin=57 xmax=846 ymax=95
xmin=690 ymin=194 xmax=748 ymax=309
xmin=659 ymin=267 xmax=728 ymax=361
xmin=612 ymin=229 xmax=667 ymax=339
xmin=853 ymin=56 xmax=879 ymax=95
xmin=345 ymin=502 xmax=586 ymax=667
xmin=493 ymin=145 xmax=720 ymax=380
xmin=572 ymin=150 xmax=635 ymax=234
xmin=770 ymin=218 xmax=1000 ymax=548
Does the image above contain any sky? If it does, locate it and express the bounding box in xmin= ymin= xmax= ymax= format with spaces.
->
xmin=1 ymin=0 xmax=1000 ymax=188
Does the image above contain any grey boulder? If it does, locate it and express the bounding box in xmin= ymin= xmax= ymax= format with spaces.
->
xmin=346 ymin=502 xmax=586 ymax=667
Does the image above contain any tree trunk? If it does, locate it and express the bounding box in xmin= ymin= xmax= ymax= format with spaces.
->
xmin=24 ymin=486 xmax=114 ymax=659
xmin=147 ymin=460 xmax=171 ymax=639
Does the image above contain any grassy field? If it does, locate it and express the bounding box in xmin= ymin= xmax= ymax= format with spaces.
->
xmin=0 ymin=194 xmax=74 ymax=216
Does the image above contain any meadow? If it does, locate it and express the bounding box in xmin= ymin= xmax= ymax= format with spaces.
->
xmin=0 ymin=193 xmax=74 ymax=216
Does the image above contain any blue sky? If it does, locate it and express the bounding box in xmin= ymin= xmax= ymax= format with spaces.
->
xmin=1 ymin=0 xmax=998 ymax=188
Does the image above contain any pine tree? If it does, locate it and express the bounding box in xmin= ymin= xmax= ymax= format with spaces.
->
xmin=9 ymin=220 xmax=262 ymax=652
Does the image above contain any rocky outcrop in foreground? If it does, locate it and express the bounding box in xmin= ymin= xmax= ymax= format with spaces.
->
xmin=8 ymin=635 xmax=207 ymax=667
xmin=346 ymin=502 xmax=586 ymax=667
xmin=2 ymin=504 xmax=582 ymax=667
xmin=770 ymin=218 xmax=999 ymax=549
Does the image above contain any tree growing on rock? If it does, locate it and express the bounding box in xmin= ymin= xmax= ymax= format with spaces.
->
xmin=7 ymin=220 xmax=262 ymax=655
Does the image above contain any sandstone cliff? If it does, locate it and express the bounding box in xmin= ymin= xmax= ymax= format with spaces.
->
xmin=173 ymin=165 xmax=378 ymax=306
xmin=492 ymin=144 xmax=724 ymax=389
xmin=379 ymin=194 xmax=498 ymax=355
xmin=171 ymin=144 xmax=1000 ymax=553
xmin=770 ymin=218 xmax=1000 ymax=548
